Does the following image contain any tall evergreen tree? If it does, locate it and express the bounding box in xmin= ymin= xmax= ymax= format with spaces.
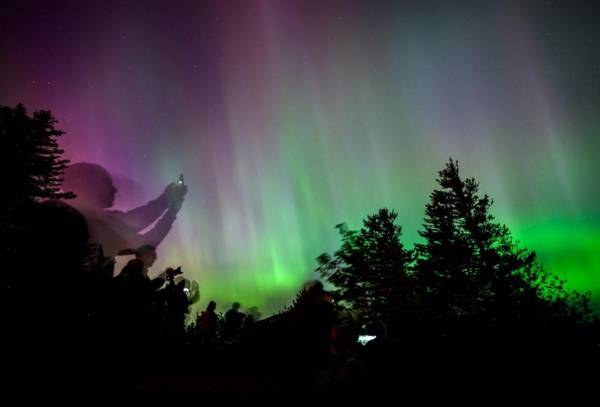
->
xmin=414 ymin=159 xmax=592 ymax=334
xmin=1 ymin=103 xmax=73 ymax=210
xmin=318 ymin=209 xmax=411 ymax=333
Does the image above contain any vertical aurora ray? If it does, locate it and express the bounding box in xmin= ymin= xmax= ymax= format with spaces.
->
xmin=1 ymin=1 xmax=598 ymax=314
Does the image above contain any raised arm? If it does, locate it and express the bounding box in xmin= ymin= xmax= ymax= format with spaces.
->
xmin=136 ymin=183 xmax=187 ymax=248
xmin=137 ymin=208 xmax=178 ymax=248
xmin=117 ymin=183 xmax=180 ymax=232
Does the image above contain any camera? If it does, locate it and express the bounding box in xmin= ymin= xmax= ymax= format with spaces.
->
xmin=166 ymin=266 xmax=183 ymax=280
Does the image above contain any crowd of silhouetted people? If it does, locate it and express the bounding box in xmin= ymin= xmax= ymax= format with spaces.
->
xmin=79 ymin=240 xmax=341 ymax=368
xmin=0 ymin=106 xmax=349 ymax=395
xmin=1 ymin=197 xmax=347 ymax=395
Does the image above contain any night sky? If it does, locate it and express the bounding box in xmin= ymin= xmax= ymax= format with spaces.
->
xmin=1 ymin=0 xmax=599 ymax=314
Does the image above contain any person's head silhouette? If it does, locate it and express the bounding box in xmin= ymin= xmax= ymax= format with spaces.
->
xmin=120 ymin=258 xmax=145 ymax=278
xmin=135 ymin=244 xmax=157 ymax=272
xmin=62 ymin=162 xmax=117 ymax=208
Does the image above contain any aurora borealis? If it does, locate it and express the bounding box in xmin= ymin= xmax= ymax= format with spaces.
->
xmin=1 ymin=0 xmax=599 ymax=314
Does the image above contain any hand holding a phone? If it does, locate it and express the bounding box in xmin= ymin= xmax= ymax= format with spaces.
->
xmin=162 ymin=174 xmax=187 ymax=212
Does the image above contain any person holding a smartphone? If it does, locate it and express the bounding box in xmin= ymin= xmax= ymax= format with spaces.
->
xmin=61 ymin=162 xmax=188 ymax=258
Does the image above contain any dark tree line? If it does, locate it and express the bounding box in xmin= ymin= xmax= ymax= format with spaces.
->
xmin=318 ymin=159 xmax=595 ymax=345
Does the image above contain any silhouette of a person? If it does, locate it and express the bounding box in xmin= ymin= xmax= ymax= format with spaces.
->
xmin=244 ymin=306 xmax=261 ymax=328
xmin=161 ymin=268 xmax=190 ymax=346
xmin=223 ymin=302 xmax=245 ymax=339
xmin=197 ymin=300 xmax=218 ymax=349
xmin=133 ymin=244 xmax=162 ymax=278
xmin=61 ymin=162 xmax=187 ymax=257
xmin=111 ymin=257 xmax=166 ymax=347
xmin=290 ymin=281 xmax=336 ymax=387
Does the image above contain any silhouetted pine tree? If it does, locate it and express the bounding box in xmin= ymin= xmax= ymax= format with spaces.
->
xmin=413 ymin=158 xmax=593 ymax=337
xmin=1 ymin=103 xmax=73 ymax=209
xmin=317 ymin=209 xmax=411 ymax=334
